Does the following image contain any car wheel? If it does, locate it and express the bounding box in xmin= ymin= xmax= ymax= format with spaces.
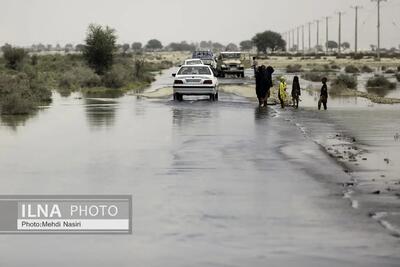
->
xmin=175 ymin=93 xmax=183 ymax=101
xmin=221 ymin=72 xmax=225 ymax=78
xmin=240 ymin=72 xmax=245 ymax=78
xmin=210 ymin=94 xmax=215 ymax=101
xmin=215 ymin=92 xmax=219 ymax=101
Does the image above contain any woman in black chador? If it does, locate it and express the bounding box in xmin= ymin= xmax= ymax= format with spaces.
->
xmin=255 ymin=65 xmax=274 ymax=107
xmin=291 ymin=76 xmax=301 ymax=108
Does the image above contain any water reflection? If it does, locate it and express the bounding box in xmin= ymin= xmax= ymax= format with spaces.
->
xmin=85 ymin=98 xmax=117 ymax=130
xmin=0 ymin=113 xmax=37 ymax=131
xmin=172 ymin=104 xmax=212 ymax=127
xmin=254 ymin=107 xmax=269 ymax=122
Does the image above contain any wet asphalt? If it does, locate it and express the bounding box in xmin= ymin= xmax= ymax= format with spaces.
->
xmin=0 ymin=80 xmax=399 ymax=266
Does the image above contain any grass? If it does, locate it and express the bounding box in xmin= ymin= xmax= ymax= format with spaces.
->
xmin=332 ymin=74 xmax=358 ymax=90
xmin=367 ymin=75 xmax=396 ymax=89
xmin=301 ymin=72 xmax=325 ymax=82
xmin=361 ymin=65 xmax=374 ymax=73
xmin=345 ymin=65 xmax=360 ymax=74
xmin=286 ymin=64 xmax=302 ymax=73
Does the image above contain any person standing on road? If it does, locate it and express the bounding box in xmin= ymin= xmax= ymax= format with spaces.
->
xmin=291 ymin=76 xmax=301 ymax=109
xmin=278 ymin=77 xmax=288 ymax=109
xmin=318 ymin=77 xmax=328 ymax=110
xmin=264 ymin=66 xmax=275 ymax=106
xmin=252 ymin=57 xmax=258 ymax=75
xmin=255 ymin=65 xmax=268 ymax=107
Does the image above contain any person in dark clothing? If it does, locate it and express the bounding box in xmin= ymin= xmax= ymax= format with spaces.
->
xmin=318 ymin=77 xmax=328 ymax=110
xmin=291 ymin=76 xmax=301 ymax=108
xmin=266 ymin=66 xmax=274 ymax=94
xmin=255 ymin=65 xmax=268 ymax=107
xmin=255 ymin=65 xmax=275 ymax=107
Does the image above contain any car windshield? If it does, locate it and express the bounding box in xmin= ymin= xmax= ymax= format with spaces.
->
xmin=178 ymin=66 xmax=211 ymax=75
xmin=221 ymin=53 xmax=241 ymax=59
xmin=185 ymin=60 xmax=202 ymax=65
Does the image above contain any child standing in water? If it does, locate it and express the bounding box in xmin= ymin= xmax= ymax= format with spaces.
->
xmin=291 ymin=76 xmax=301 ymax=109
xmin=318 ymin=77 xmax=328 ymax=110
xmin=278 ymin=77 xmax=287 ymax=109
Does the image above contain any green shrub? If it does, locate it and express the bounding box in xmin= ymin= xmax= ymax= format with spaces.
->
xmin=345 ymin=65 xmax=359 ymax=74
xmin=286 ymin=64 xmax=302 ymax=73
xmin=367 ymin=75 xmax=396 ymax=89
xmin=83 ymin=24 xmax=117 ymax=74
xmin=395 ymin=73 xmax=400 ymax=82
xmin=353 ymin=54 xmax=364 ymax=60
xmin=385 ymin=69 xmax=395 ymax=74
xmin=302 ymin=72 xmax=324 ymax=82
xmin=332 ymin=74 xmax=358 ymax=89
xmin=102 ymin=64 xmax=133 ymax=88
xmin=397 ymin=66 xmax=400 ymax=72
xmin=361 ymin=65 xmax=373 ymax=73
xmin=0 ymin=73 xmax=35 ymax=115
xmin=1 ymin=94 xmax=34 ymax=115
xmin=2 ymin=44 xmax=27 ymax=70
xmin=331 ymin=64 xmax=340 ymax=70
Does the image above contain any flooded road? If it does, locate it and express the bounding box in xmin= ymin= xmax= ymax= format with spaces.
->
xmin=0 ymin=82 xmax=400 ymax=266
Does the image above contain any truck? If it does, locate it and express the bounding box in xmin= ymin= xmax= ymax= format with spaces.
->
xmin=216 ymin=52 xmax=245 ymax=78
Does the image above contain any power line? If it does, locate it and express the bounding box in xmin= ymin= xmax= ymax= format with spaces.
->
xmin=336 ymin=11 xmax=345 ymax=54
xmin=371 ymin=0 xmax=388 ymax=60
xmin=351 ymin=5 xmax=363 ymax=54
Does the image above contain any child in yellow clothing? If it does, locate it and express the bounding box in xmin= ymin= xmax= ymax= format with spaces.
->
xmin=278 ymin=77 xmax=288 ymax=108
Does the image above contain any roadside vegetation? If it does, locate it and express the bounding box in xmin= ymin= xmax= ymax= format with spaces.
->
xmin=0 ymin=24 xmax=172 ymax=115
xmin=367 ymin=75 xmax=396 ymax=89
xmin=330 ymin=74 xmax=358 ymax=95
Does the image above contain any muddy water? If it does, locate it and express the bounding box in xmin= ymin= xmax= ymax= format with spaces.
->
xmin=1 ymin=74 xmax=400 ymax=266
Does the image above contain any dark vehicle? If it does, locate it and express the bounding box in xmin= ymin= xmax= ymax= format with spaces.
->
xmin=192 ymin=50 xmax=217 ymax=69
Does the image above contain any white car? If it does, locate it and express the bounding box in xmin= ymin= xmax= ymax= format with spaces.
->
xmin=183 ymin=59 xmax=204 ymax=65
xmin=172 ymin=65 xmax=219 ymax=101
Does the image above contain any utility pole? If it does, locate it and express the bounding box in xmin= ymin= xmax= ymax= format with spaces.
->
xmin=292 ymin=29 xmax=295 ymax=52
xmin=315 ymin=20 xmax=320 ymax=49
xmin=337 ymin=11 xmax=344 ymax=54
xmin=351 ymin=5 xmax=363 ymax=55
xmin=297 ymin=27 xmax=300 ymax=53
xmin=371 ymin=0 xmax=387 ymax=60
xmin=308 ymin=22 xmax=312 ymax=51
xmin=302 ymin=25 xmax=305 ymax=55
xmin=325 ymin=16 xmax=330 ymax=53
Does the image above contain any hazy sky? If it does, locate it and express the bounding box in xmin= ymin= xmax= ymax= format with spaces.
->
xmin=1 ymin=0 xmax=400 ymax=49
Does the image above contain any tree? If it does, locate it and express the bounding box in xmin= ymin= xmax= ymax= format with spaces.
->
xmin=131 ymin=42 xmax=142 ymax=51
xmin=252 ymin=30 xmax=286 ymax=53
xmin=167 ymin=41 xmax=196 ymax=52
xmin=225 ymin=43 xmax=239 ymax=51
xmin=240 ymin=40 xmax=253 ymax=51
xmin=65 ymin=43 xmax=74 ymax=53
xmin=122 ymin=43 xmax=130 ymax=54
xmin=341 ymin=42 xmax=350 ymax=50
xmin=200 ymin=41 xmax=212 ymax=49
xmin=75 ymin=44 xmax=85 ymax=52
xmin=326 ymin=40 xmax=338 ymax=51
xmin=83 ymin=24 xmax=117 ymax=75
xmin=2 ymin=44 xmax=27 ymax=70
xmin=145 ymin=39 xmax=163 ymax=50
xmin=212 ymin=42 xmax=225 ymax=51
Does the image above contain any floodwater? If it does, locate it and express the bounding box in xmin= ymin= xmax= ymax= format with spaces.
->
xmin=0 ymin=72 xmax=400 ymax=266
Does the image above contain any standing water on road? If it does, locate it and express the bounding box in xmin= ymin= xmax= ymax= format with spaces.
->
xmin=1 ymin=73 xmax=400 ymax=266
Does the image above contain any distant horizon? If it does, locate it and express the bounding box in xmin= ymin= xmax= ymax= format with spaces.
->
xmin=1 ymin=0 xmax=400 ymax=50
